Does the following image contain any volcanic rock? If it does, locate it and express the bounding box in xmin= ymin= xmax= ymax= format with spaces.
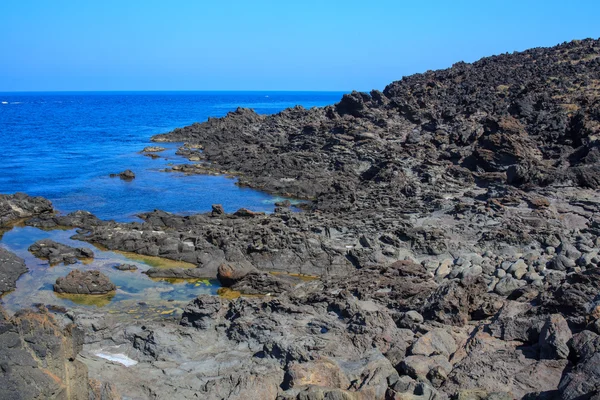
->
xmin=28 ymin=239 xmax=94 ymax=265
xmin=54 ymin=269 xmax=116 ymax=294
xmin=110 ymin=169 xmax=135 ymax=180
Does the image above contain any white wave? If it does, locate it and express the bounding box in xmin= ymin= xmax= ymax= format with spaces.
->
xmin=1 ymin=101 xmax=7 ymax=105
xmin=95 ymin=352 xmax=138 ymax=367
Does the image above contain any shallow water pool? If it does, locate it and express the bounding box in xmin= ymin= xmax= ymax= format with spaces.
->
xmin=0 ymin=226 xmax=220 ymax=316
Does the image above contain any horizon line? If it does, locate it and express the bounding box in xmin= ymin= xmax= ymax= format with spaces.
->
xmin=0 ymin=89 xmax=354 ymax=94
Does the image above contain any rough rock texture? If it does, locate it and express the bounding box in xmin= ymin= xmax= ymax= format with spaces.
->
xmin=5 ymin=39 xmax=600 ymax=399
xmin=144 ymin=267 xmax=212 ymax=279
xmin=0 ymin=306 xmax=119 ymax=400
xmin=0 ymin=192 xmax=54 ymax=227
xmin=113 ymin=263 xmax=137 ymax=271
xmin=54 ymin=269 xmax=116 ymax=295
xmin=109 ymin=169 xmax=135 ymax=180
xmin=0 ymin=247 xmax=28 ymax=294
xmin=28 ymin=239 xmax=94 ymax=265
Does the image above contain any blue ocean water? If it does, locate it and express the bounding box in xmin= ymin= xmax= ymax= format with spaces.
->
xmin=0 ymin=91 xmax=344 ymax=221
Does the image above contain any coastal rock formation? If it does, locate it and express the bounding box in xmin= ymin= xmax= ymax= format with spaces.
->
xmin=3 ymin=39 xmax=600 ymax=399
xmin=54 ymin=269 xmax=116 ymax=294
xmin=29 ymin=239 xmax=94 ymax=265
xmin=0 ymin=247 xmax=27 ymax=294
xmin=141 ymin=146 xmax=166 ymax=153
xmin=109 ymin=169 xmax=135 ymax=180
xmin=0 ymin=192 xmax=53 ymax=227
xmin=0 ymin=306 xmax=119 ymax=400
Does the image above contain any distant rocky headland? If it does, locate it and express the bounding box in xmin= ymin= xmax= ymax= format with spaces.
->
xmin=1 ymin=38 xmax=600 ymax=399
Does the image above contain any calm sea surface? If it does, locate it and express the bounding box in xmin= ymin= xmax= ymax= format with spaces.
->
xmin=0 ymin=91 xmax=344 ymax=221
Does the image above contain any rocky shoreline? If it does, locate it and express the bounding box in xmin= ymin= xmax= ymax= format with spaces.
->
xmin=1 ymin=39 xmax=600 ymax=399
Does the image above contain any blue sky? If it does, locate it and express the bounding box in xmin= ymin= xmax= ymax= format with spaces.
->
xmin=1 ymin=0 xmax=599 ymax=91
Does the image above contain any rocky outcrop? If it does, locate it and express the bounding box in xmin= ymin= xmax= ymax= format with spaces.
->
xmin=54 ymin=269 xmax=116 ymax=294
xmin=0 ymin=192 xmax=53 ymax=227
xmin=0 ymin=306 xmax=119 ymax=400
xmin=28 ymin=239 xmax=94 ymax=265
xmin=109 ymin=169 xmax=135 ymax=180
xmin=141 ymin=146 xmax=166 ymax=153
xmin=0 ymin=247 xmax=27 ymax=294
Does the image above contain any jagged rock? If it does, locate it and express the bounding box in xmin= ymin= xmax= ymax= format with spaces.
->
xmin=54 ymin=269 xmax=116 ymax=294
xmin=28 ymin=239 xmax=94 ymax=265
xmin=539 ymin=314 xmax=572 ymax=360
xmin=440 ymin=330 xmax=567 ymax=398
xmin=421 ymin=276 xmax=499 ymax=326
xmin=558 ymin=330 xmax=600 ymax=399
xmin=212 ymin=203 xmax=225 ymax=215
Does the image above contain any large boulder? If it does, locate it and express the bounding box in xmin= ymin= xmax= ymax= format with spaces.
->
xmin=217 ymin=262 xmax=258 ymax=287
xmin=54 ymin=269 xmax=116 ymax=295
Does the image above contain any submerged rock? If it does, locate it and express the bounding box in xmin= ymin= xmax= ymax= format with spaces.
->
xmin=28 ymin=239 xmax=94 ymax=265
xmin=114 ymin=263 xmax=138 ymax=271
xmin=142 ymin=146 xmax=166 ymax=153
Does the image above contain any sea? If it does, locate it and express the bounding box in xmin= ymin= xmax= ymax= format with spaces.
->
xmin=0 ymin=91 xmax=345 ymax=313
xmin=0 ymin=91 xmax=344 ymax=221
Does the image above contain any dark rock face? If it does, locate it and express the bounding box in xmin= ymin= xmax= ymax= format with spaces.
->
xmin=109 ymin=169 xmax=135 ymax=180
xmin=0 ymin=247 xmax=28 ymax=294
xmin=54 ymin=269 xmax=116 ymax=294
xmin=28 ymin=239 xmax=94 ymax=265
xmin=0 ymin=306 xmax=118 ymax=400
xmin=0 ymin=192 xmax=53 ymax=227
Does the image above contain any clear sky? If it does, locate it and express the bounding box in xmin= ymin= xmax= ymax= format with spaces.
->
xmin=1 ymin=0 xmax=599 ymax=92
